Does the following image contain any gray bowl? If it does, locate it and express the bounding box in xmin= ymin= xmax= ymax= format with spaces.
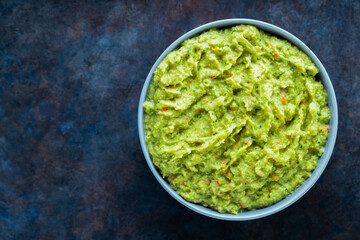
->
xmin=138 ymin=19 xmax=338 ymax=220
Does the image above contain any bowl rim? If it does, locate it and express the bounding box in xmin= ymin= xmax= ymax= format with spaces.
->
xmin=138 ymin=18 xmax=338 ymax=221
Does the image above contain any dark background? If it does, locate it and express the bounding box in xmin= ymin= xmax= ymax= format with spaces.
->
xmin=0 ymin=0 xmax=359 ymax=239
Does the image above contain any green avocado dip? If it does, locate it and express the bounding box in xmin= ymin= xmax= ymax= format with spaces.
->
xmin=143 ymin=25 xmax=330 ymax=214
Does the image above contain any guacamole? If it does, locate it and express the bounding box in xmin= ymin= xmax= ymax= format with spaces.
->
xmin=143 ymin=25 xmax=330 ymax=214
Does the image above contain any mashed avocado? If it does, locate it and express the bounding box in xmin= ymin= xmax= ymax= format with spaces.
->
xmin=143 ymin=25 xmax=330 ymax=214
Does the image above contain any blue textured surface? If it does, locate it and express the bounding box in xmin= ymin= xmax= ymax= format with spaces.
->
xmin=0 ymin=0 xmax=359 ymax=239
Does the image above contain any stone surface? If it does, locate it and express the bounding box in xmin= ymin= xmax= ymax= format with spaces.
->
xmin=0 ymin=0 xmax=359 ymax=239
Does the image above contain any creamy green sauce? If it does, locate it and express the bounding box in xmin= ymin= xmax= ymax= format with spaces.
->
xmin=143 ymin=25 xmax=330 ymax=214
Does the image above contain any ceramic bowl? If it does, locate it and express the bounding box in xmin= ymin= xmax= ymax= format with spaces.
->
xmin=138 ymin=19 xmax=338 ymax=220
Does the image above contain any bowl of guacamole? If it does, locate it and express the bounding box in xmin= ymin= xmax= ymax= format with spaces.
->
xmin=138 ymin=19 xmax=338 ymax=220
